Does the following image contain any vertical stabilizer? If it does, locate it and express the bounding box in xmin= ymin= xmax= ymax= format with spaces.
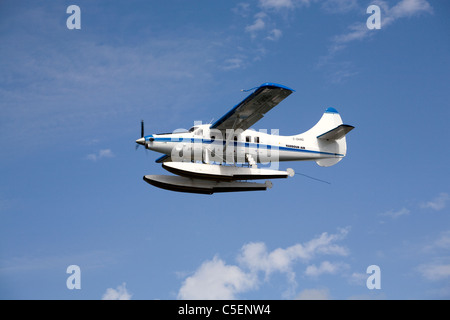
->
xmin=298 ymin=108 xmax=354 ymax=167
xmin=307 ymin=107 xmax=344 ymax=137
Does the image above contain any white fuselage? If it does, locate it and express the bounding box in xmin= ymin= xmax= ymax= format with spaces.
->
xmin=142 ymin=124 xmax=344 ymax=165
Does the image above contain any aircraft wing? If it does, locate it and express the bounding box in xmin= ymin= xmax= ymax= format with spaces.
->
xmin=210 ymin=83 xmax=294 ymax=133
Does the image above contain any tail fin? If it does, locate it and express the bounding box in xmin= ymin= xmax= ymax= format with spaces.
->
xmin=301 ymin=107 xmax=354 ymax=167
xmin=306 ymin=107 xmax=347 ymax=137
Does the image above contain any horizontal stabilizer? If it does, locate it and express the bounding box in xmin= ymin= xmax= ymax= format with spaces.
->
xmin=317 ymin=124 xmax=354 ymax=140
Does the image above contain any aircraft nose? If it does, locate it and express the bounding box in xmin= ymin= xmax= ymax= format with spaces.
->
xmin=135 ymin=137 xmax=145 ymax=145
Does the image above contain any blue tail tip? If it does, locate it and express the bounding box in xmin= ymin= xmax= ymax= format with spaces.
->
xmin=325 ymin=107 xmax=339 ymax=114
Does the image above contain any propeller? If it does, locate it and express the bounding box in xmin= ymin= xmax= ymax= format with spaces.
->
xmin=135 ymin=120 xmax=146 ymax=151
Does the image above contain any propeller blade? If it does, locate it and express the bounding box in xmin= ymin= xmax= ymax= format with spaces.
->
xmin=136 ymin=120 xmax=146 ymax=151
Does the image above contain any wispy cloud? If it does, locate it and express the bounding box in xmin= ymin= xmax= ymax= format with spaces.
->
xmin=348 ymin=272 xmax=368 ymax=286
xmin=295 ymin=287 xmax=331 ymax=300
xmin=379 ymin=191 xmax=448 ymax=221
xmin=245 ymin=12 xmax=267 ymax=35
xmin=316 ymin=0 xmax=433 ymax=84
xmin=238 ymin=2 xmax=290 ymax=42
xmin=305 ymin=261 xmax=349 ymax=277
xmin=232 ymin=2 xmax=251 ymax=17
xmin=417 ymin=263 xmax=450 ymax=281
xmin=433 ymin=231 xmax=450 ymax=250
xmin=85 ymin=149 xmax=114 ymax=162
xmin=259 ymin=0 xmax=311 ymax=10
xmin=322 ymin=0 xmax=433 ymax=62
xmin=421 ymin=192 xmax=449 ymax=211
xmin=380 ymin=207 xmax=410 ymax=219
xmin=407 ymin=230 xmax=450 ymax=297
xmin=244 ymin=11 xmax=284 ymax=42
xmin=0 ymin=250 xmax=117 ymax=274
xmin=266 ymin=28 xmax=283 ymax=41
xmin=102 ymin=283 xmax=132 ymax=300
xmin=379 ymin=0 xmax=432 ymax=26
xmin=422 ymin=230 xmax=450 ymax=254
xmin=222 ymin=56 xmax=248 ymax=70
xmin=0 ymin=6 xmax=231 ymax=148
xmin=411 ymin=230 xmax=450 ymax=298
xmin=177 ymin=228 xmax=350 ymax=299
xmin=320 ymin=0 xmax=358 ymax=13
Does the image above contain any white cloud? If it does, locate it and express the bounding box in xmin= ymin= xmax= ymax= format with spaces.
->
xmin=348 ymin=272 xmax=368 ymax=286
xmin=376 ymin=192 xmax=448 ymax=221
xmin=295 ymin=288 xmax=331 ymax=300
xmin=332 ymin=23 xmax=370 ymax=45
xmin=333 ymin=0 xmax=431 ymax=43
xmin=245 ymin=12 xmax=267 ymax=36
xmin=321 ymin=0 xmax=358 ymax=13
xmin=304 ymin=261 xmax=349 ymax=277
xmin=260 ymin=0 xmax=296 ymax=10
xmin=421 ymin=230 xmax=450 ymax=256
xmin=321 ymin=0 xmax=432 ymax=64
xmin=421 ymin=192 xmax=449 ymax=211
xmin=85 ymin=149 xmax=114 ymax=161
xmin=238 ymin=227 xmax=350 ymax=276
xmin=177 ymin=256 xmax=257 ymax=300
xmin=177 ymin=228 xmax=350 ymax=299
xmin=433 ymin=231 xmax=450 ymax=250
xmin=417 ymin=263 xmax=450 ymax=281
xmin=326 ymin=62 xmax=359 ymax=84
xmin=232 ymin=2 xmax=251 ymax=17
xmin=102 ymin=283 xmax=132 ymax=300
xmin=245 ymin=12 xmax=284 ymax=42
xmin=223 ymin=58 xmax=246 ymax=70
xmin=415 ymin=229 xmax=450 ymax=285
xmin=266 ymin=28 xmax=282 ymax=41
xmin=380 ymin=0 xmax=432 ymax=27
xmin=380 ymin=207 xmax=410 ymax=219
xmin=0 ymin=8 xmax=229 ymax=148
xmin=259 ymin=0 xmax=311 ymax=10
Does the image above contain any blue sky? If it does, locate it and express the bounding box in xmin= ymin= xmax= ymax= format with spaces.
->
xmin=1 ymin=0 xmax=449 ymax=299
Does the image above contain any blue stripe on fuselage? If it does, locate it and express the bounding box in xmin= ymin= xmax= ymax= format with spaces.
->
xmin=149 ymin=136 xmax=343 ymax=157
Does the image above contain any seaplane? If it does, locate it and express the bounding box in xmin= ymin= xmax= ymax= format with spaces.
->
xmin=135 ymin=83 xmax=354 ymax=194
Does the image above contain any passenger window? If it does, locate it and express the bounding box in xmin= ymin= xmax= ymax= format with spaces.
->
xmin=234 ymin=136 xmax=238 ymax=141
xmin=255 ymin=137 xmax=260 ymax=143
xmin=246 ymin=136 xmax=251 ymax=143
